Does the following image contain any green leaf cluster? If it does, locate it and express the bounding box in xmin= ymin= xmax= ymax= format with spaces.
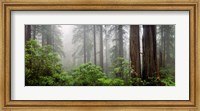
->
xmin=160 ymin=67 xmax=175 ymax=86
xmin=25 ymin=40 xmax=174 ymax=86
xmin=70 ymin=63 xmax=106 ymax=86
xmin=25 ymin=40 xmax=69 ymax=86
xmin=110 ymin=57 xmax=132 ymax=85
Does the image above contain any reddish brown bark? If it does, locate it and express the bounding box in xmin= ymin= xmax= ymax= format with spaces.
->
xmin=142 ymin=25 xmax=159 ymax=79
xmin=130 ymin=25 xmax=141 ymax=77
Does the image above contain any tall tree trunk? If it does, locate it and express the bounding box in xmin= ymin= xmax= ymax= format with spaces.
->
xmin=86 ymin=46 xmax=91 ymax=62
xmin=165 ymin=26 xmax=171 ymax=65
xmin=99 ymin=25 xmax=104 ymax=69
xmin=47 ymin=26 xmax=52 ymax=45
xmin=159 ymin=26 xmax=166 ymax=67
xmin=115 ymin=26 xmax=119 ymax=59
xmin=52 ymin=25 xmax=55 ymax=50
xmin=163 ymin=26 xmax=166 ymax=67
xmin=83 ymin=26 xmax=86 ymax=63
xmin=25 ymin=25 xmax=31 ymax=42
xmin=42 ymin=32 xmax=46 ymax=46
xmin=32 ymin=25 xmax=36 ymax=39
xmin=142 ymin=25 xmax=158 ymax=80
xmin=42 ymin=25 xmax=47 ymax=46
xmin=93 ymin=25 xmax=97 ymax=65
xmin=104 ymin=25 xmax=109 ymax=74
xmin=114 ymin=26 xmax=120 ymax=77
xmin=118 ymin=25 xmax=123 ymax=57
xmin=159 ymin=26 xmax=163 ymax=67
xmin=105 ymin=37 xmax=108 ymax=74
xmin=130 ymin=25 xmax=141 ymax=77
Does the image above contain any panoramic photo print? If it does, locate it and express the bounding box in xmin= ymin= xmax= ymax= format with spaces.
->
xmin=25 ymin=25 xmax=175 ymax=86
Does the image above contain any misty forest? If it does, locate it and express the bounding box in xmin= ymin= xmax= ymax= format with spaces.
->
xmin=25 ymin=25 xmax=175 ymax=86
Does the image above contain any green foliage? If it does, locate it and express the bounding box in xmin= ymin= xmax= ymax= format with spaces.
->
xmin=110 ymin=57 xmax=130 ymax=77
xmin=159 ymin=67 xmax=175 ymax=86
xmin=25 ymin=40 xmax=174 ymax=86
xmin=161 ymin=76 xmax=175 ymax=86
xmin=110 ymin=57 xmax=132 ymax=85
xmin=144 ymin=77 xmax=165 ymax=86
xmin=25 ymin=40 xmax=69 ymax=86
xmin=68 ymin=62 xmax=125 ymax=86
xmin=97 ymin=78 xmax=124 ymax=86
xmin=70 ymin=63 xmax=105 ymax=86
xmin=131 ymin=78 xmax=148 ymax=86
xmin=37 ymin=76 xmax=54 ymax=86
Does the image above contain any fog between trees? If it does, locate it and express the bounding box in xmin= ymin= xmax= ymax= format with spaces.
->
xmin=25 ymin=25 xmax=175 ymax=86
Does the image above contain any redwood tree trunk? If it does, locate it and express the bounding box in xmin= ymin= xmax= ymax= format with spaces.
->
xmin=142 ymin=25 xmax=158 ymax=80
xmin=130 ymin=25 xmax=141 ymax=77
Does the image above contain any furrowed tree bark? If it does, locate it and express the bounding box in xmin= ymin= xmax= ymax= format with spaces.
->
xmin=130 ymin=25 xmax=141 ymax=77
xmin=142 ymin=25 xmax=158 ymax=80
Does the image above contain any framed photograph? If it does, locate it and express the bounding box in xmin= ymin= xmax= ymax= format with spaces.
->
xmin=0 ymin=0 xmax=199 ymax=110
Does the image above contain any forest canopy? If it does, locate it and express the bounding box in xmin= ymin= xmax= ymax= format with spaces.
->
xmin=25 ymin=25 xmax=175 ymax=86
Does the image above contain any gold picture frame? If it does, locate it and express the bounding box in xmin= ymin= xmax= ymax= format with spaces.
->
xmin=0 ymin=0 xmax=199 ymax=110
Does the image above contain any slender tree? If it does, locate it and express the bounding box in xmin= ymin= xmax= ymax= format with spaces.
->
xmin=165 ymin=26 xmax=171 ymax=65
xmin=46 ymin=25 xmax=52 ymax=45
xmin=93 ymin=25 xmax=97 ymax=65
xmin=99 ymin=25 xmax=104 ymax=69
xmin=118 ymin=25 xmax=123 ymax=57
xmin=72 ymin=25 xmax=94 ymax=64
xmin=104 ymin=25 xmax=111 ymax=74
xmin=31 ymin=25 xmax=36 ymax=39
xmin=83 ymin=25 xmax=87 ymax=63
xmin=41 ymin=25 xmax=47 ymax=46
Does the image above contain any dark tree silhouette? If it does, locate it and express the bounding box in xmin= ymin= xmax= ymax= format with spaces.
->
xmin=130 ymin=25 xmax=141 ymax=77
xmin=25 ymin=25 xmax=31 ymax=42
xmin=142 ymin=25 xmax=158 ymax=79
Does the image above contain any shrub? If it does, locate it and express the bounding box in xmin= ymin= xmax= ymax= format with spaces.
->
xmin=161 ymin=76 xmax=175 ymax=86
xmin=70 ymin=63 xmax=105 ymax=86
xmin=97 ymin=77 xmax=124 ymax=86
xmin=159 ymin=67 xmax=175 ymax=86
xmin=131 ymin=77 xmax=148 ymax=86
xmin=110 ymin=57 xmax=132 ymax=85
xmin=25 ymin=40 xmax=67 ymax=86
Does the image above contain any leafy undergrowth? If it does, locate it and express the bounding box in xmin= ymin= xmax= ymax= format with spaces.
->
xmin=25 ymin=40 xmax=175 ymax=86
